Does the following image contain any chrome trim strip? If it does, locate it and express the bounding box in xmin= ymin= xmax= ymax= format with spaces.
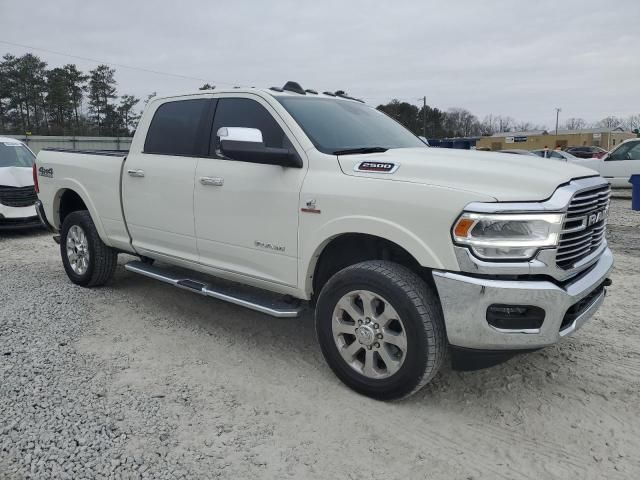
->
xmin=490 ymin=326 xmax=541 ymax=335
xmin=453 ymin=241 xmax=608 ymax=281
xmin=464 ymin=176 xmax=606 ymax=214
xmin=559 ymin=289 xmax=605 ymax=338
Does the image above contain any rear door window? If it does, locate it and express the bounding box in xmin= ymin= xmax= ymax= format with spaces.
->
xmin=144 ymin=99 xmax=212 ymax=156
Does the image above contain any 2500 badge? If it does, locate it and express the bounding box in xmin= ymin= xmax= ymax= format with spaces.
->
xmin=354 ymin=161 xmax=398 ymax=174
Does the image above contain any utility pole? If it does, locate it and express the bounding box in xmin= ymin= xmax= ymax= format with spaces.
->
xmin=555 ymin=107 xmax=562 ymax=136
xmin=423 ymin=96 xmax=427 ymax=138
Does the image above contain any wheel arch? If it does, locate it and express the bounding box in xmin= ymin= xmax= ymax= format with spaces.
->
xmin=305 ymin=231 xmax=440 ymax=302
xmin=52 ymin=184 xmax=111 ymax=247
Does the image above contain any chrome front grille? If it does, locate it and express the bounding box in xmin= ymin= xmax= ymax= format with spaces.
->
xmin=0 ymin=186 xmax=38 ymax=208
xmin=556 ymin=184 xmax=610 ymax=269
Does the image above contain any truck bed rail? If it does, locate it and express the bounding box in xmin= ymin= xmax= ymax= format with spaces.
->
xmin=41 ymin=148 xmax=128 ymax=157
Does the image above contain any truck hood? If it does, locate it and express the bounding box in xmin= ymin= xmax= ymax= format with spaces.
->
xmin=0 ymin=166 xmax=33 ymax=187
xmin=338 ymin=148 xmax=599 ymax=202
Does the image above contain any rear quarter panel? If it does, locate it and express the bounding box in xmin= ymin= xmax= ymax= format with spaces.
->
xmin=36 ymin=150 xmax=131 ymax=250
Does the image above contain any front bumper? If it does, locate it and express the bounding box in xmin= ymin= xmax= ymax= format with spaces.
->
xmin=34 ymin=200 xmax=56 ymax=232
xmin=0 ymin=203 xmax=42 ymax=230
xmin=432 ymin=248 xmax=613 ymax=350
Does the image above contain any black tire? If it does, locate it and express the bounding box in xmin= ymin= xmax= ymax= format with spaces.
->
xmin=315 ymin=260 xmax=446 ymax=400
xmin=60 ymin=210 xmax=118 ymax=287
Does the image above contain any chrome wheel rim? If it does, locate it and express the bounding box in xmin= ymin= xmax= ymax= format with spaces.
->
xmin=332 ymin=290 xmax=407 ymax=379
xmin=66 ymin=225 xmax=90 ymax=275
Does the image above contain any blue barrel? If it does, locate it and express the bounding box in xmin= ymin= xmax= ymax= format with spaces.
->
xmin=630 ymin=174 xmax=640 ymax=211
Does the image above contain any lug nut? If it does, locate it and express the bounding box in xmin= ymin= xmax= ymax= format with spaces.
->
xmin=365 ymin=318 xmax=371 ymax=323
xmin=376 ymin=333 xmax=383 ymax=339
xmin=374 ymin=342 xmax=380 ymax=348
xmin=358 ymin=320 xmax=363 ymax=325
xmin=374 ymin=323 xmax=379 ymax=329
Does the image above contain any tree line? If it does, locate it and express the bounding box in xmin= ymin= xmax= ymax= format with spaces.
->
xmin=376 ymin=100 xmax=546 ymax=138
xmin=376 ymin=100 xmax=640 ymax=138
xmin=0 ymin=53 xmax=148 ymax=136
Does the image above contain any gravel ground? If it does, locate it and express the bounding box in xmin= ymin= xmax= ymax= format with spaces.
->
xmin=1 ymin=198 xmax=639 ymax=479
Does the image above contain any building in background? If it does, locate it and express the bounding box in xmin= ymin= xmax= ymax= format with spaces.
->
xmin=476 ymin=127 xmax=635 ymax=151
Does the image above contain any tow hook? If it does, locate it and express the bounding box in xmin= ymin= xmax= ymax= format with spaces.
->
xmin=603 ymin=278 xmax=613 ymax=287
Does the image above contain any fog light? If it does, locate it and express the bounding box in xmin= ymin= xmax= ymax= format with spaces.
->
xmin=486 ymin=304 xmax=545 ymax=331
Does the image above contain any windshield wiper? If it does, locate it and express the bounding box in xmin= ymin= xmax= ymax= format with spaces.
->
xmin=332 ymin=147 xmax=388 ymax=156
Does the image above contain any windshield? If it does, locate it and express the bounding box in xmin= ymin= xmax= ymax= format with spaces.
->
xmin=0 ymin=142 xmax=35 ymax=168
xmin=609 ymin=140 xmax=640 ymax=160
xmin=276 ymin=96 xmax=425 ymax=154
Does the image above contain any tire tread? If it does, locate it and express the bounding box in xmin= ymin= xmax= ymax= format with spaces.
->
xmin=61 ymin=211 xmax=117 ymax=287
xmin=316 ymin=260 xmax=446 ymax=400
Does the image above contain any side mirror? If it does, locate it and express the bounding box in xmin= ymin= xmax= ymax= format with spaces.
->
xmin=217 ymin=127 xmax=263 ymax=143
xmin=217 ymin=127 xmax=302 ymax=168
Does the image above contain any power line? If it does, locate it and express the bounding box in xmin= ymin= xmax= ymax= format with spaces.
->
xmin=0 ymin=40 xmax=431 ymax=103
xmin=0 ymin=39 xmax=231 ymax=85
xmin=0 ymin=40 xmax=450 ymax=109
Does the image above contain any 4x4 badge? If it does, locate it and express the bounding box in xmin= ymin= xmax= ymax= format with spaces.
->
xmin=38 ymin=166 xmax=54 ymax=178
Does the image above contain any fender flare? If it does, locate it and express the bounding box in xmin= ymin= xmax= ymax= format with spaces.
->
xmin=52 ymin=179 xmax=113 ymax=247
xmin=300 ymin=215 xmax=445 ymax=295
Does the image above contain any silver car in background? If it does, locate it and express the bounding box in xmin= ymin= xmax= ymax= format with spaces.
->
xmin=532 ymin=149 xmax=601 ymax=172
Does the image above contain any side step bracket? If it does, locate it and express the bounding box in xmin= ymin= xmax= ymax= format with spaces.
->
xmin=124 ymin=260 xmax=303 ymax=318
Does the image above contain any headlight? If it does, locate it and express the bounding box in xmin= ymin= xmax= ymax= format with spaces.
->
xmin=452 ymin=212 xmax=564 ymax=260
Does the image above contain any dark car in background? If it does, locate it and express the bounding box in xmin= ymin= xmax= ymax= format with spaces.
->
xmin=566 ymin=146 xmax=608 ymax=159
xmin=497 ymin=149 xmax=538 ymax=156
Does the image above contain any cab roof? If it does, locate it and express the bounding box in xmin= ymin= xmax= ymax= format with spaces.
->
xmin=0 ymin=136 xmax=26 ymax=144
xmin=157 ymin=81 xmax=366 ymax=104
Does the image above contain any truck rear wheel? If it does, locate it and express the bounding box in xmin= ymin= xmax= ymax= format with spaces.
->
xmin=60 ymin=211 xmax=117 ymax=287
xmin=315 ymin=261 xmax=445 ymax=400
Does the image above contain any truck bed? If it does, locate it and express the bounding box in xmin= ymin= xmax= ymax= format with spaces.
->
xmin=36 ymin=148 xmax=132 ymax=252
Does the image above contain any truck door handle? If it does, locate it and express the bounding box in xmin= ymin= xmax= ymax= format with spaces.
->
xmin=199 ymin=176 xmax=224 ymax=186
xmin=127 ymin=169 xmax=145 ymax=178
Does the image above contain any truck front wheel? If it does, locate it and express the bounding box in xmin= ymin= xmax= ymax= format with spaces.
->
xmin=315 ymin=261 xmax=446 ymax=400
xmin=60 ymin=211 xmax=117 ymax=287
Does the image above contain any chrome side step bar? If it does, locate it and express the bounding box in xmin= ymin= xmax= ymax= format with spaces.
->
xmin=124 ymin=260 xmax=303 ymax=318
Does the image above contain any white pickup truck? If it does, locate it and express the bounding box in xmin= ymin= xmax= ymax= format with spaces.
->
xmin=34 ymin=82 xmax=614 ymax=400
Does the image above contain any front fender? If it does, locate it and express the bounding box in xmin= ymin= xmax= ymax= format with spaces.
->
xmin=300 ymin=215 xmax=447 ymax=295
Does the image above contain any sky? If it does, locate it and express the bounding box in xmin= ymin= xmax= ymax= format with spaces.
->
xmin=1 ymin=0 xmax=639 ymax=129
